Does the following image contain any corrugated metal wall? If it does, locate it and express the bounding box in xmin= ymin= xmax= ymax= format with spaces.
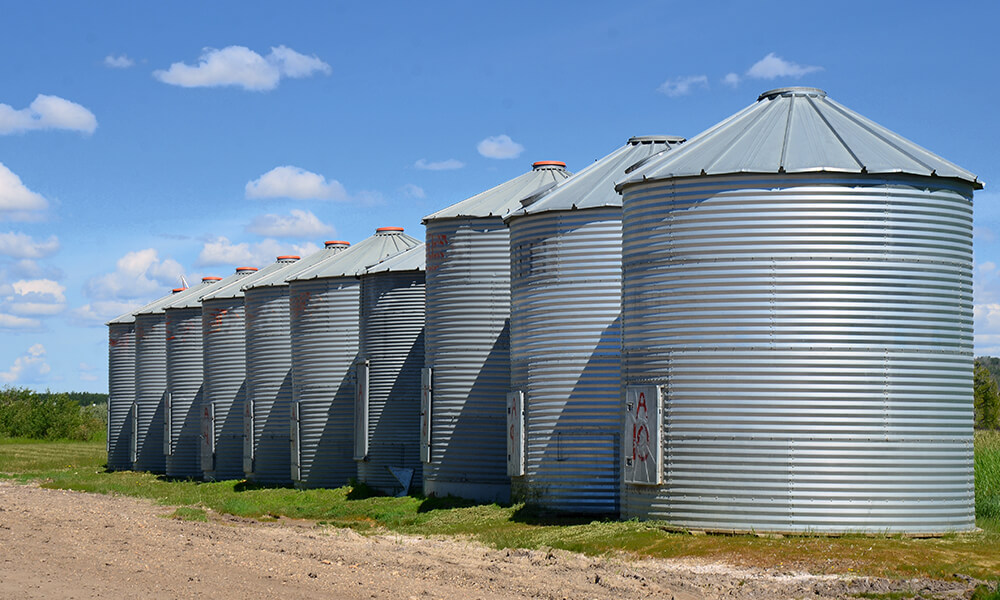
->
xmin=357 ymin=271 xmax=425 ymax=493
xmin=107 ymin=322 xmax=135 ymax=471
xmin=201 ymin=297 xmax=249 ymax=480
xmin=620 ymin=174 xmax=976 ymax=533
xmin=165 ymin=307 xmax=204 ymax=478
xmin=133 ymin=313 xmax=167 ymax=473
xmin=423 ymin=218 xmax=510 ymax=501
xmin=290 ymin=277 xmax=360 ymax=488
xmin=244 ymin=286 xmax=294 ymax=484
xmin=508 ymin=208 xmax=623 ymax=514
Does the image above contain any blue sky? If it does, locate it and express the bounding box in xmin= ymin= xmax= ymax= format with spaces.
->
xmin=1 ymin=1 xmax=998 ymax=392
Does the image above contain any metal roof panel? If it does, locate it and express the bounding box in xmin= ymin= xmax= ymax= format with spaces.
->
xmin=422 ymin=162 xmax=572 ymax=222
xmin=288 ymin=228 xmax=421 ymax=280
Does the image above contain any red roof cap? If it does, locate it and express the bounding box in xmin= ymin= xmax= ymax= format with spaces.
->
xmin=172 ymin=287 xmax=187 ymax=293
xmin=202 ymin=276 xmax=223 ymax=281
xmin=325 ymin=240 xmax=350 ymax=247
xmin=376 ymin=227 xmax=404 ymax=233
xmin=276 ymin=255 xmax=301 ymax=260
xmin=532 ymin=160 xmax=566 ymax=168
xmin=236 ymin=267 xmax=258 ymax=272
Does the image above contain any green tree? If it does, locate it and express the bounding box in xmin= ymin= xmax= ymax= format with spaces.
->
xmin=974 ymin=360 xmax=1000 ymax=430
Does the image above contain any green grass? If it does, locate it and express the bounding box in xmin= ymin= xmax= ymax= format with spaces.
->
xmin=2 ymin=435 xmax=1000 ymax=581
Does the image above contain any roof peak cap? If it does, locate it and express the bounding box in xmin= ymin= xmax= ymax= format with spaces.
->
xmin=757 ymin=87 xmax=827 ymax=102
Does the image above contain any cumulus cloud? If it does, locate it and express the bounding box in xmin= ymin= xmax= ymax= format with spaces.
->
xmin=477 ymin=135 xmax=524 ymax=159
xmin=245 ymin=166 xmax=348 ymax=200
xmin=0 ymin=162 xmax=48 ymax=221
xmin=400 ymin=184 xmax=425 ymax=199
xmin=746 ymin=53 xmax=822 ymax=80
xmin=196 ymin=236 xmax=320 ymax=268
xmin=657 ymin=75 xmax=709 ymax=97
xmin=0 ymin=232 xmax=59 ymax=258
xmin=70 ymin=299 xmax=143 ymax=326
xmin=0 ymin=313 xmax=40 ymax=330
xmin=0 ymin=343 xmax=50 ymax=383
xmin=154 ymin=45 xmax=331 ymax=91
xmin=1 ymin=278 xmax=68 ymax=317
xmin=414 ymin=158 xmax=464 ymax=171
xmin=245 ymin=209 xmax=334 ymax=238
xmin=104 ymin=54 xmax=135 ymax=68
xmin=84 ymin=248 xmax=185 ymax=301
xmin=0 ymin=94 xmax=97 ymax=135
xmin=79 ymin=362 xmax=99 ymax=382
xmin=722 ymin=72 xmax=741 ymax=88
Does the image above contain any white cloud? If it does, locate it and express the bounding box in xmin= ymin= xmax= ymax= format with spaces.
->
xmin=0 ymin=94 xmax=97 ymax=135
xmin=79 ymin=362 xmax=98 ymax=382
xmin=0 ymin=162 xmax=48 ymax=221
xmin=722 ymin=72 xmax=741 ymax=88
xmin=980 ymin=261 xmax=996 ymax=273
xmin=0 ymin=313 xmax=40 ymax=330
xmin=0 ymin=232 xmax=59 ymax=258
xmin=154 ymin=45 xmax=330 ymax=91
xmin=245 ymin=166 xmax=348 ymax=200
xmin=70 ymin=300 xmax=142 ymax=326
xmin=196 ymin=236 xmax=320 ymax=267
xmin=477 ymin=135 xmax=524 ymax=159
xmin=414 ymin=158 xmax=464 ymax=171
xmin=0 ymin=343 xmax=50 ymax=383
xmin=84 ymin=248 xmax=185 ymax=300
xmin=104 ymin=54 xmax=135 ymax=68
xmin=400 ymin=184 xmax=425 ymax=199
xmin=12 ymin=279 xmax=66 ymax=302
xmin=245 ymin=209 xmax=334 ymax=238
xmin=2 ymin=279 xmax=67 ymax=317
xmin=746 ymin=53 xmax=822 ymax=80
xmin=657 ymin=75 xmax=709 ymax=97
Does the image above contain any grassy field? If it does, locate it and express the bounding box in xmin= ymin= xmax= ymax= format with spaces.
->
xmin=2 ymin=432 xmax=999 ymax=581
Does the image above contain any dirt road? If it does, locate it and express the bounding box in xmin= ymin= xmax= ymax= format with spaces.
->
xmin=0 ymin=480 xmax=987 ymax=599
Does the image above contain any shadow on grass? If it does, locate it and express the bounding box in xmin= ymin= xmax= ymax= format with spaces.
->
xmin=417 ymin=494 xmax=494 ymax=513
xmin=232 ymin=480 xmax=294 ymax=492
xmin=510 ymin=503 xmax=616 ymax=526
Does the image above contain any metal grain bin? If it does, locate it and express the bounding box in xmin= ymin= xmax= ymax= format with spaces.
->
xmin=288 ymin=229 xmax=421 ymax=489
xmin=617 ymin=87 xmax=982 ymax=534
xmin=356 ymin=243 xmax=426 ymax=494
xmin=200 ymin=260 xmax=297 ymax=481
xmin=504 ymin=139 xmax=683 ymax=514
xmin=163 ymin=276 xmax=223 ymax=478
xmin=422 ymin=161 xmax=571 ymax=502
xmin=133 ymin=279 xmax=221 ymax=473
xmin=243 ymin=243 xmax=349 ymax=484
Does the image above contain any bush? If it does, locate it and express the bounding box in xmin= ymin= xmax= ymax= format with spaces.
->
xmin=0 ymin=387 xmax=105 ymax=441
xmin=974 ymin=359 xmax=1000 ymax=430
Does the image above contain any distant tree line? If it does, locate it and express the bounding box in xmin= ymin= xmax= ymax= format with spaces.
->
xmin=975 ymin=357 xmax=1000 ymax=430
xmin=0 ymin=387 xmax=106 ymax=441
xmin=36 ymin=391 xmax=108 ymax=406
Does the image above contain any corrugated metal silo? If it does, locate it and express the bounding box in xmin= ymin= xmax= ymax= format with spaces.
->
xmin=356 ymin=243 xmax=426 ymax=494
xmin=617 ymin=87 xmax=982 ymax=534
xmin=421 ymin=161 xmax=571 ymax=502
xmin=200 ymin=259 xmax=297 ymax=481
xmin=243 ymin=243 xmax=349 ymax=484
xmin=503 ymin=139 xmax=683 ymax=514
xmin=133 ymin=279 xmax=220 ymax=473
xmin=163 ymin=276 xmax=224 ymax=478
xmin=288 ymin=228 xmax=421 ymax=489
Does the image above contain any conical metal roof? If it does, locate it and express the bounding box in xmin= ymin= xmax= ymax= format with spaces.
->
xmin=106 ymin=288 xmax=185 ymax=325
xmin=136 ymin=277 xmax=222 ymax=315
xmin=422 ymin=161 xmax=573 ymax=222
xmin=242 ymin=242 xmax=349 ymax=291
xmin=618 ymin=87 xmax=982 ymax=190
xmin=201 ymin=260 xmax=295 ymax=301
xmin=288 ymin=227 xmax=421 ymax=281
xmin=364 ymin=243 xmax=425 ymax=275
xmin=506 ymin=137 xmax=685 ymax=221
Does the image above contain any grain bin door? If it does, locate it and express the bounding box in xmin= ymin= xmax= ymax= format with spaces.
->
xmin=624 ymin=385 xmax=663 ymax=485
xmin=353 ymin=360 xmax=369 ymax=461
xmin=506 ymin=391 xmax=525 ymax=477
xmin=290 ymin=401 xmax=301 ymax=482
xmin=420 ymin=368 xmax=432 ymax=464
xmin=200 ymin=403 xmax=215 ymax=473
xmin=243 ymin=396 xmax=254 ymax=475
xmin=163 ymin=392 xmax=172 ymax=456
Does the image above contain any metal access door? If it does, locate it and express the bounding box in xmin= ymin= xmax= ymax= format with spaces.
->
xmin=623 ymin=385 xmax=663 ymax=485
xmin=506 ymin=390 xmax=525 ymax=477
xmin=420 ymin=368 xmax=432 ymax=464
xmin=353 ymin=359 xmax=369 ymax=461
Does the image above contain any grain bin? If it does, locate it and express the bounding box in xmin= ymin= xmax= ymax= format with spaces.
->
xmin=288 ymin=228 xmax=421 ymax=489
xmin=356 ymin=243 xmax=426 ymax=494
xmin=243 ymin=243 xmax=349 ymax=484
xmin=133 ymin=278 xmax=221 ymax=473
xmin=617 ymin=87 xmax=982 ymax=534
xmin=200 ymin=260 xmax=296 ymax=481
xmin=504 ymin=139 xmax=683 ymax=514
xmin=163 ymin=276 xmax=224 ymax=478
xmin=107 ymin=291 xmax=177 ymax=471
xmin=421 ymin=161 xmax=571 ymax=502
